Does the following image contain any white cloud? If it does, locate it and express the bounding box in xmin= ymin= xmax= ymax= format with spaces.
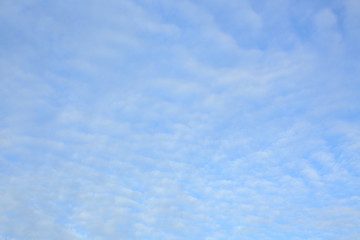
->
xmin=0 ymin=0 xmax=359 ymax=239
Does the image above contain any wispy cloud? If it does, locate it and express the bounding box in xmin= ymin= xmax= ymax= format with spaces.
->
xmin=0 ymin=0 xmax=359 ymax=239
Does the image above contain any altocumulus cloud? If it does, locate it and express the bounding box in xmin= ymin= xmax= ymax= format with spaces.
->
xmin=0 ymin=0 xmax=360 ymax=239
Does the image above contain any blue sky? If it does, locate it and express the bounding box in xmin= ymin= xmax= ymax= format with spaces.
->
xmin=0 ymin=0 xmax=360 ymax=239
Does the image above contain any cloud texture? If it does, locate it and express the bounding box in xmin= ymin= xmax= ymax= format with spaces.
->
xmin=0 ymin=0 xmax=359 ymax=239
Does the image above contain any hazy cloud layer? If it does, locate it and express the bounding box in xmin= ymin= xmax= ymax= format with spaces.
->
xmin=1 ymin=0 xmax=359 ymax=239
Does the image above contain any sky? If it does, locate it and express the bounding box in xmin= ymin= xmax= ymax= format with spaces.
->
xmin=0 ymin=0 xmax=360 ymax=239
